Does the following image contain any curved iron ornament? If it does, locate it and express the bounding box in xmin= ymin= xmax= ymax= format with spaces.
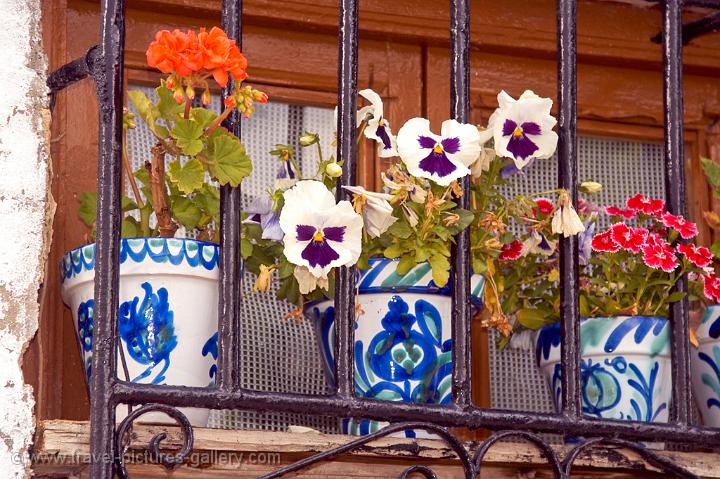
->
xmin=563 ymin=437 xmax=700 ymax=479
xmin=474 ymin=430 xmax=563 ymax=478
xmin=115 ymin=403 xmax=194 ymax=479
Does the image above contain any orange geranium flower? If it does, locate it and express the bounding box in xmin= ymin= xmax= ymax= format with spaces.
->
xmin=146 ymin=29 xmax=190 ymax=74
xmin=197 ymin=27 xmax=248 ymax=87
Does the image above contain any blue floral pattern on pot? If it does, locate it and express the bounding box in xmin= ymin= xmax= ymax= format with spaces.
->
xmin=306 ymin=257 xmax=483 ymax=437
xmin=118 ymin=282 xmax=178 ymax=384
xmin=60 ymin=237 xmax=219 ymax=427
xmin=691 ymin=305 xmax=720 ymax=427
xmin=536 ymin=316 xmax=671 ymax=425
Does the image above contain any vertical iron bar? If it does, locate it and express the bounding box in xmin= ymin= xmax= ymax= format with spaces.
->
xmin=217 ymin=0 xmax=243 ymax=391
xmin=335 ymin=0 xmax=359 ymax=398
xmin=557 ymin=0 xmax=581 ymax=418
xmin=662 ymin=0 xmax=692 ymax=425
xmin=449 ymin=0 xmax=472 ymax=407
xmin=88 ymin=0 xmax=125 ymax=476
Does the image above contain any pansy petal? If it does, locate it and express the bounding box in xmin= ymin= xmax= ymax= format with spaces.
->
xmin=359 ymin=88 xmax=384 ymax=119
xmin=440 ymin=119 xmax=481 ymax=166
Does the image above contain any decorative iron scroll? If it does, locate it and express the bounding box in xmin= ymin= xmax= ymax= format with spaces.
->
xmin=113 ymin=409 xmax=701 ymax=479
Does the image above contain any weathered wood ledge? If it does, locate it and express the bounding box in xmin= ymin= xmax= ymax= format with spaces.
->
xmin=32 ymin=420 xmax=720 ymax=478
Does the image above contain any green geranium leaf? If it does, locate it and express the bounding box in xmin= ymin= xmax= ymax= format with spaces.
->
xmin=78 ymin=192 xmax=98 ymax=227
xmin=170 ymin=119 xmax=204 ymax=156
xmin=170 ymin=196 xmax=202 ymax=229
xmin=121 ymin=217 xmax=141 ymax=238
xmin=190 ymin=108 xmax=218 ymax=130
xmin=167 ymin=158 xmax=205 ymax=194
xmin=193 ymin=184 xmax=221 ymax=222
xmin=156 ymin=84 xmax=184 ymax=120
xmin=206 ymin=135 xmax=253 ymax=187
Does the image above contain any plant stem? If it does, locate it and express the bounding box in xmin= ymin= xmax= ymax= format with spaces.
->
xmin=148 ymin=142 xmax=178 ymax=238
xmin=184 ymin=97 xmax=191 ymax=119
xmin=122 ymin=143 xmax=143 ymax=209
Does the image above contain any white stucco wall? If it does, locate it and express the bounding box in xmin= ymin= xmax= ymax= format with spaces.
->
xmin=0 ymin=0 xmax=52 ymax=476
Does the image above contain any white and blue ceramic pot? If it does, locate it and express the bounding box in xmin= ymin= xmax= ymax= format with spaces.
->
xmin=305 ymin=257 xmax=484 ymax=437
xmin=536 ymin=316 xmax=671 ymax=426
xmin=691 ymin=305 xmax=720 ymax=427
xmin=60 ymin=238 xmax=220 ymax=427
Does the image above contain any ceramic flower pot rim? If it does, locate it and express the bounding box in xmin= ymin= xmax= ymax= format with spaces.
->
xmin=61 ymin=237 xmax=219 ymax=284
xmin=304 ymin=257 xmax=484 ymax=308
xmin=535 ymin=315 xmax=671 ymax=364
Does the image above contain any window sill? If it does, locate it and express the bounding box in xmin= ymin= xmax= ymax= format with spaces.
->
xmin=33 ymin=420 xmax=718 ymax=478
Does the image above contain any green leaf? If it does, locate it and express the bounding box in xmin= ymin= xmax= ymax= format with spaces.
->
xmin=516 ymin=308 xmax=553 ymax=330
xmin=127 ymin=90 xmax=168 ymax=138
xmin=384 ymin=243 xmax=403 ymax=259
xmin=170 ymin=119 xmax=204 ymax=156
xmin=167 ymin=159 xmax=205 ymax=194
xmin=156 ymin=84 xmax=184 ymax=120
xmin=397 ymin=255 xmax=416 ymax=276
xmin=387 ymin=220 xmax=413 ymax=239
xmin=428 ymin=254 xmax=450 ymax=287
xmin=666 ymin=291 xmax=686 ymax=303
xmin=170 ymin=196 xmax=202 ymax=229
xmin=121 ymin=217 xmax=140 ymax=238
xmin=206 ymin=135 xmax=252 ymax=187
xmin=78 ymin=191 xmax=98 ymax=227
xmin=701 ymin=157 xmax=720 ymax=189
xmin=711 ymin=240 xmax=720 ymax=258
xmin=190 ymin=108 xmax=218 ymax=130
xmin=241 ymin=238 xmax=254 ymax=258
xmin=193 ymin=184 xmax=221 ymax=222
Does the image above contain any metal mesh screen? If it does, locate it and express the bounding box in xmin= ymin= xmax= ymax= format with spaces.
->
xmin=127 ymin=87 xmax=667 ymax=428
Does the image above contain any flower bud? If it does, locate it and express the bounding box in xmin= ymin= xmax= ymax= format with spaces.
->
xmin=185 ymin=85 xmax=195 ymax=100
xmin=299 ymin=131 xmax=319 ymax=147
xmin=253 ymin=90 xmax=269 ymax=103
xmin=326 ymin=162 xmax=343 ymax=178
xmin=201 ymin=89 xmax=211 ymax=106
xmin=173 ymin=87 xmax=186 ymax=104
xmin=580 ymin=181 xmax=602 ymax=193
xmin=224 ymin=96 xmax=236 ymax=109
xmin=165 ymin=75 xmax=176 ymax=90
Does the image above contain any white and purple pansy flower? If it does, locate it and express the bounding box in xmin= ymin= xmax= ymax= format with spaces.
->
xmin=279 ymin=180 xmax=363 ymax=278
xmin=396 ymin=118 xmax=481 ymax=186
xmin=358 ymin=89 xmax=398 ymax=158
xmin=480 ymin=90 xmax=558 ymax=170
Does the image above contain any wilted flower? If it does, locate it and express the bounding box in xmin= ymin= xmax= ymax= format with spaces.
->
xmin=580 ymin=181 xmax=602 ymax=193
xmin=343 ymin=185 xmax=397 ymax=238
xmin=299 ymin=131 xmax=320 ymax=146
xmin=279 ymin=180 xmax=363 ymax=278
xmin=357 ymin=89 xmax=398 ymax=158
xmin=551 ymin=192 xmax=585 ymax=238
xmin=381 ymin=166 xmax=427 ymax=203
xmin=252 ymin=264 xmax=276 ymax=293
xmin=397 ymin=118 xmax=481 ymax=186
xmin=480 ymin=90 xmax=558 ymax=170
xmin=470 ymin=147 xmax=496 ymax=178
xmin=294 ymin=265 xmax=330 ymax=295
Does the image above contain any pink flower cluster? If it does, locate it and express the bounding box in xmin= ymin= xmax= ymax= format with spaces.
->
xmin=592 ymin=193 xmax=720 ymax=301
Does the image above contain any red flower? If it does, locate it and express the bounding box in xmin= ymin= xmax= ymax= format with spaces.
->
xmin=146 ymin=29 xmax=192 ymax=74
xmin=645 ymin=232 xmax=665 ymax=248
xmin=626 ymin=194 xmax=665 ymax=215
xmin=704 ymin=275 xmax=720 ymax=303
xmin=533 ymin=198 xmax=554 ymax=217
xmin=605 ymin=205 xmax=636 ymax=220
xmin=661 ymin=212 xmax=698 ymax=239
xmin=642 ymin=242 xmax=678 ymax=273
xmin=499 ymin=240 xmax=523 ymax=261
xmin=591 ymin=230 xmax=621 ymax=253
xmin=677 ymin=243 xmax=713 ymax=268
xmin=197 ymin=27 xmax=248 ymax=87
xmin=609 ymin=223 xmax=648 ymax=253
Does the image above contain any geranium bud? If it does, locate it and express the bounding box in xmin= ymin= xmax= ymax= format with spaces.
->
xmin=580 ymin=181 xmax=602 ymax=193
xmin=201 ymin=89 xmax=211 ymax=105
xmin=165 ymin=75 xmax=176 ymax=90
xmin=173 ymin=87 xmax=185 ymax=104
xmin=224 ymin=97 xmax=236 ymax=109
xmin=253 ymin=90 xmax=269 ymax=103
xmin=326 ymin=162 xmax=343 ymax=178
xmin=185 ymin=85 xmax=195 ymax=100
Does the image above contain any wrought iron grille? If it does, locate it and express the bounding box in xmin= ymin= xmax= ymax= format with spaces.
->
xmin=46 ymin=0 xmax=720 ymax=478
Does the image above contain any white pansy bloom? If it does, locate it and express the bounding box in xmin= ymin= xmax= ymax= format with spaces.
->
xmin=294 ymin=265 xmax=330 ymax=295
xmin=521 ymin=231 xmax=557 ymax=256
xmin=343 ymin=185 xmax=398 ymax=238
xmin=481 ymin=90 xmax=558 ymax=170
xmin=279 ymin=180 xmax=363 ymax=278
xmin=397 ymin=118 xmax=481 ymax=186
xmin=358 ymin=89 xmax=398 ymax=158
